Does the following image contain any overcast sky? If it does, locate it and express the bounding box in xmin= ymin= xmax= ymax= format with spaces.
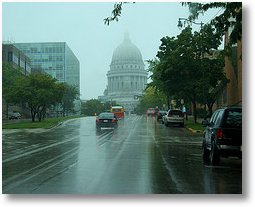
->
xmin=2 ymin=1 xmax=229 ymax=100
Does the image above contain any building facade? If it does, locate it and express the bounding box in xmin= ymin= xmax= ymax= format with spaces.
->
xmin=216 ymin=33 xmax=242 ymax=107
xmin=14 ymin=42 xmax=81 ymax=113
xmin=2 ymin=43 xmax=31 ymax=75
xmin=99 ymin=34 xmax=147 ymax=113
xmin=2 ymin=43 xmax=32 ymax=118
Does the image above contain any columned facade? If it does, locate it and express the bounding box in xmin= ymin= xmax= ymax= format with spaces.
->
xmin=99 ymin=33 xmax=147 ymax=113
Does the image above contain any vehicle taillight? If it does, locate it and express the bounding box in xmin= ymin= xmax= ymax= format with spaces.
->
xmin=96 ymin=118 xmax=99 ymax=123
xmin=216 ymin=128 xmax=223 ymax=139
xmin=112 ymin=119 xmax=117 ymax=123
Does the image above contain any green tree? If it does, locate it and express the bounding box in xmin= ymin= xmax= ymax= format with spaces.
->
xmin=135 ymin=86 xmax=167 ymax=114
xmin=2 ymin=63 xmax=24 ymax=118
xmin=81 ymin=99 xmax=104 ymax=116
xmin=61 ymin=83 xmax=80 ymax=116
xmin=149 ymin=26 xmax=226 ymax=123
xmin=9 ymin=72 xmax=65 ymax=122
xmin=199 ymin=54 xmax=229 ymax=117
xmin=104 ymin=2 xmax=129 ymax=25
xmin=184 ymin=2 xmax=242 ymax=46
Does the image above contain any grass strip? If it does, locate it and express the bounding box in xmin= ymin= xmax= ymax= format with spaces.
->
xmin=185 ymin=118 xmax=205 ymax=132
xmin=2 ymin=116 xmax=81 ymax=129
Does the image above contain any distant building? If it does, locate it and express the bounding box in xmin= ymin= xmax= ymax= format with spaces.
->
xmin=99 ymin=33 xmax=148 ymax=113
xmin=2 ymin=43 xmax=32 ymax=118
xmin=2 ymin=43 xmax=31 ymax=75
xmin=14 ymin=42 xmax=81 ymax=114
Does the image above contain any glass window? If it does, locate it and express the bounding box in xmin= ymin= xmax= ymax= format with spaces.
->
xmin=31 ymin=47 xmax=37 ymax=53
xmin=215 ymin=110 xmax=224 ymax=126
xmin=56 ymin=64 xmax=63 ymax=70
xmin=210 ymin=111 xmax=219 ymax=125
xmin=56 ymin=56 xmax=63 ymax=61
xmin=20 ymin=59 xmax=25 ymax=68
xmin=99 ymin=113 xmax=114 ymax=119
xmin=56 ymin=72 xmax=63 ymax=79
xmin=8 ymin=52 xmax=13 ymax=61
xmin=13 ymin=54 xmax=19 ymax=65
xmin=223 ymin=110 xmax=242 ymax=128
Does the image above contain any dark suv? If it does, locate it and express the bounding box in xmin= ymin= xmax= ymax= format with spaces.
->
xmin=202 ymin=107 xmax=242 ymax=165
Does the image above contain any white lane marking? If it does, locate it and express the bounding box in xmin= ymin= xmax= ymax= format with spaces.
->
xmin=3 ymin=136 xmax=78 ymax=163
xmin=3 ymin=147 xmax=79 ymax=193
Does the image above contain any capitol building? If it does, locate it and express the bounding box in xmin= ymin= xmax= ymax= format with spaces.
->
xmin=99 ymin=33 xmax=148 ymax=113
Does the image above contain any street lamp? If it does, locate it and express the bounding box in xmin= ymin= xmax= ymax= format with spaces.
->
xmin=177 ymin=18 xmax=203 ymax=30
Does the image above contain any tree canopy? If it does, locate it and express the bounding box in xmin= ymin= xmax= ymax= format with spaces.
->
xmin=81 ymin=99 xmax=104 ymax=116
xmin=3 ymin=65 xmax=79 ymax=122
xmin=9 ymin=72 xmax=66 ymax=121
xmin=61 ymin=83 xmax=80 ymax=116
xmin=149 ymin=26 xmax=227 ymax=122
xmin=135 ymin=86 xmax=167 ymax=114
xmin=2 ymin=63 xmax=24 ymax=103
xmin=184 ymin=2 xmax=242 ymax=46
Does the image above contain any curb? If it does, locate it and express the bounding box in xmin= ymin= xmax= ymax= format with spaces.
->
xmin=187 ymin=127 xmax=202 ymax=134
xmin=2 ymin=119 xmax=73 ymax=134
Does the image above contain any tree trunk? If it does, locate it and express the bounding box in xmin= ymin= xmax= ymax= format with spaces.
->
xmin=192 ymin=101 xmax=197 ymax=124
xmin=6 ymin=102 xmax=9 ymax=119
xmin=203 ymin=104 xmax=207 ymax=119
xmin=38 ymin=105 xmax=45 ymax=122
xmin=207 ymin=103 xmax=214 ymax=118
xmin=31 ymin=107 xmax=36 ymax=122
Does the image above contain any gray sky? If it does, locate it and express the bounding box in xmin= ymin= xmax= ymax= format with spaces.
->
xmin=2 ymin=1 xmax=224 ymax=100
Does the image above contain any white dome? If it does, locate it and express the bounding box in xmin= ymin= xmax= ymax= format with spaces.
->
xmin=111 ymin=33 xmax=143 ymax=65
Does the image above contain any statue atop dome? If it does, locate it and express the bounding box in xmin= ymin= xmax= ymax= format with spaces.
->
xmin=124 ymin=32 xmax=130 ymax=42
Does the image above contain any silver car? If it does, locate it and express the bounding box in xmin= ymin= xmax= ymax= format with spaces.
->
xmin=164 ymin=109 xmax=184 ymax=127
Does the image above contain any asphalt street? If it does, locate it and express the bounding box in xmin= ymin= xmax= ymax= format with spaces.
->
xmin=2 ymin=115 xmax=242 ymax=194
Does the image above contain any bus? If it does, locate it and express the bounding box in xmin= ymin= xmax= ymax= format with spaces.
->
xmin=110 ymin=106 xmax=125 ymax=119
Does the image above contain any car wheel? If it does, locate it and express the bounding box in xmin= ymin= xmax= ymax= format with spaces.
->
xmin=210 ymin=142 xmax=220 ymax=165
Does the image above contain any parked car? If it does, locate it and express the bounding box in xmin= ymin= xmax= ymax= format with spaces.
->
xmin=146 ymin=108 xmax=156 ymax=116
xmin=96 ymin=112 xmax=118 ymax=131
xmin=202 ymin=107 xmax=242 ymax=165
xmin=9 ymin=112 xmax=21 ymax=120
xmin=157 ymin=110 xmax=167 ymax=121
xmin=164 ymin=109 xmax=184 ymax=127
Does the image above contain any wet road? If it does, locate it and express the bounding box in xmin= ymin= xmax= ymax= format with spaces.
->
xmin=2 ymin=115 xmax=242 ymax=194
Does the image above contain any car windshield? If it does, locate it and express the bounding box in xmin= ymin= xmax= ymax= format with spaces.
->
xmin=168 ymin=110 xmax=183 ymax=115
xmin=99 ymin=113 xmax=114 ymax=119
xmin=112 ymin=108 xmax=121 ymax=112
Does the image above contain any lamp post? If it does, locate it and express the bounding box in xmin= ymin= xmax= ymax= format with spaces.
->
xmin=177 ymin=17 xmax=206 ymax=117
xmin=177 ymin=18 xmax=203 ymax=30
